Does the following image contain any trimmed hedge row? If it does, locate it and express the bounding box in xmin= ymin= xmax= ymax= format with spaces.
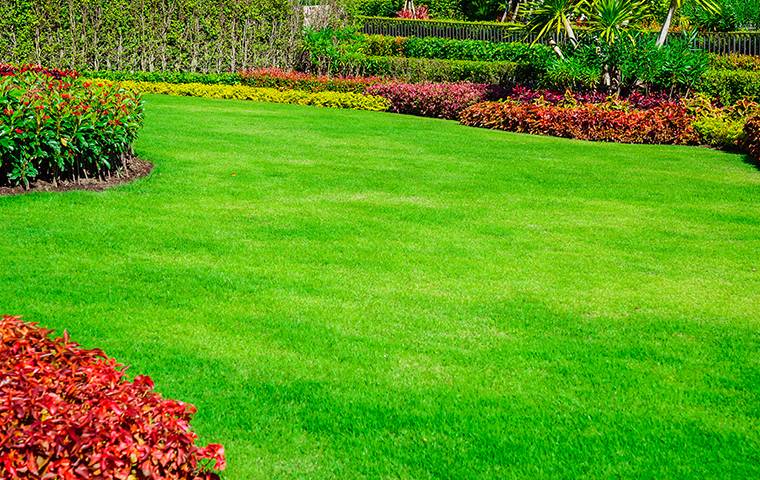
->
xmin=83 ymin=71 xmax=241 ymax=85
xmin=696 ymin=69 xmax=760 ymax=104
xmin=0 ymin=315 xmax=225 ymax=479
xmin=113 ymin=81 xmax=390 ymax=111
xmin=349 ymin=56 xmax=522 ymax=84
xmin=459 ymin=101 xmax=698 ymax=145
xmin=361 ymin=35 xmax=554 ymax=67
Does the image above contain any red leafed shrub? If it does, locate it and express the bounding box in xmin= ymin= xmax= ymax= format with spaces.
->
xmin=0 ymin=64 xmax=79 ymax=79
xmin=745 ymin=115 xmax=760 ymax=162
xmin=397 ymin=5 xmax=429 ymax=19
xmin=366 ymin=82 xmax=505 ymax=119
xmin=0 ymin=315 xmax=225 ymax=479
xmin=459 ymin=100 xmax=699 ymax=145
xmin=239 ymin=68 xmax=383 ymax=94
xmin=507 ymin=86 xmax=676 ymax=110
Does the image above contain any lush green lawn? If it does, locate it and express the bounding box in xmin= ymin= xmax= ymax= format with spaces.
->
xmin=2 ymin=94 xmax=759 ymax=479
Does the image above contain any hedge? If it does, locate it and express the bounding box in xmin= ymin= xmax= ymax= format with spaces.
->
xmin=83 ymin=71 xmax=242 ymax=85
xmin=0 ymin=0 xmax=301 ymax=73
xmin=0 ymin=315 xmax=225 ymax=479
xmin=1 ymin=66 xmax=143 ymax=188
xmin=696 ymin=69 xmax=760 ymax=103
xmin=113 ymin=80 xmax=391 ymax=111
xmin=362 ymin=35 xmax=554 ymax=69
xmin=348 ymin=56 xmax=523 ymax=84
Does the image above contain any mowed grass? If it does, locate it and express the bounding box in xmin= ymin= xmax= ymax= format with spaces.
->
xmin=2 ymin=94 xmax=759 ymax=479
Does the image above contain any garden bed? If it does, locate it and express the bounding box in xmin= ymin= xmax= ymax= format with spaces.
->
xmin=0 ymin=155 xmax=152 ymax=196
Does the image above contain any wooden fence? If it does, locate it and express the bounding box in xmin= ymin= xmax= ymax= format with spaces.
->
xmin=360 ymin=17 xmax=760 ymax=56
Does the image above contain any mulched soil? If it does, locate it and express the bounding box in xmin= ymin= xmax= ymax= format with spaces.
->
xmin=0 ymin=157 xmax=153 ymax=196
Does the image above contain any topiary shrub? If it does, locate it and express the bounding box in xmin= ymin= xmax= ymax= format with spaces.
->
xmin=0 ymin=315 xmax=225 ymax=479
xmin=0 ymin=65 xmax=143 ymax=188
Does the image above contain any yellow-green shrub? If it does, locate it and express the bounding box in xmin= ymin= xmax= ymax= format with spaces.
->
xmin=103 ymin=81 xmax=390 ymax=112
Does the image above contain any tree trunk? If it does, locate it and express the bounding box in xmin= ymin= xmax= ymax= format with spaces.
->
xmin=561 ymin=15 xmax=578 ymax=48
xmin=656 ymin=0 xmax=677 ymax=47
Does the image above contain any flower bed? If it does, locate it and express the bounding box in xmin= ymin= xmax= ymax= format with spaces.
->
xmin=0 ymin=65 xmax=143 ymax=188
xmin=366 ymin=82 xmax=504 ymax=119
xmin=0 ymin=315 xmax=225 ymax=479
xmin=239 ymin=68 xmax=383 ymax=94
xmin=459 ymin=100 xmax=698 ymax=145
xmin=115 ymin=80 xmax=390 ymax=111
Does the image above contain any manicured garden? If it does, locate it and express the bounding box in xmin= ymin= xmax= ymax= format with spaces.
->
xmin=2 ymin=94 xmax=759 ymax=478
xmin=2 ymin=0 xmax=760 ymax=478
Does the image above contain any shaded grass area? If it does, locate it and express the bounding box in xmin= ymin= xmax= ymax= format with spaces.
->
xmin=1 ymin=95 xmax=759 ymax=479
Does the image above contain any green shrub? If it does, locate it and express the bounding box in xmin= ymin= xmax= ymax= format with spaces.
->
xmin=354 ymin=0 xmax=402 ymax=17
xmin=709 ymin=54 xmax=760 ymax=72
xmin=540 ymin=57 xmax=601 ymax=91
xmin=349 ymin=56 xmax=522 ymax=84
xmin=304 ymin=27 xmax=368 ymax=75
xmin=82 ymin=71 xmax=242 ymax=85
xmin=697 ymin=69 xmax=760 ymax=104
xmin=361 ymin=35 xmax=554 ymax=68
xmin=114 ymin=80 xmax=390 ymax=111
xmin=685 ymin=94 xmax=759 ymax=149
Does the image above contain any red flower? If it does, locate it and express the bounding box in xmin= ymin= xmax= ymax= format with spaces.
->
xmin=2 ymin=108 xmax=12 ymax=116
xmin=14 ymin=128 xmax=23 ymax=134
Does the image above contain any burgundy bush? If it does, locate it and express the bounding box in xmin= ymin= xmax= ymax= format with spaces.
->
xmin=506 ymin=86 xmax=675 ymax=110
xmin=366 ymin=82 xmax=505 ymax=119
xmin=239 ymin=68 xmax=383 ymax=94
xmin=0 ymin=315 xmax=225 ymax=479
xmin=459 ymin=100 xmax=699 ymax=145
xmin=745 ymin=115 xmax=760 ymax=162
xmin=0 ymin=64 xmax=78 ymax=79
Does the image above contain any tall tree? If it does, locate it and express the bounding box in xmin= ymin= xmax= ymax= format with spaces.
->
xmin=655 ymin=0 xmax=719 ymax=46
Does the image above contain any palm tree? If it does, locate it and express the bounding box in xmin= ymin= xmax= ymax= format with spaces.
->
xmin=655 ymin=0 xmax=719 ymax=47
xmin=525 ymin=0 xmax=581 ymax=50
xmin=581 ymin=0 xmax=651 ymax=44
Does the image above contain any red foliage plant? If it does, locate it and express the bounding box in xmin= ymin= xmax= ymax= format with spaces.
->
xmin=459 ymin=100 xmax=699 ymax=145
xmin=239 ymin=68 xmax=384 ymax=94
xmin=745 ymin=115 xmax=760 ymax=162
xmin=366 ymin=81 xmax=506 ymax=119
xmin=397 ymin=5 xmax=429 ymax=19
xmin=0 ymin=315 xmax=225 ymax=479
xmin=0 ymin=64 xmax=78 ymax=79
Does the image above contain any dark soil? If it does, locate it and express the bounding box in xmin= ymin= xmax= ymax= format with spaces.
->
xmin=0 ymin=157 xmax=153 ymax=196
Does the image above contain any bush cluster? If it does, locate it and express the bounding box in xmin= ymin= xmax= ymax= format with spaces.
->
xmin=361 ymin=35 xmax=554 ymax=68
xmin=459 ymin=100 xmax=698 ymax=145
xmin=351 ymin=56 xmax=521 ymax=84
xmin=85 ymin=70 xmax=242 ymax=85
xmin=0 ymin=315 xmax=225 ymax=479
xmin=686 ymin=95 xmax=759 ymax=149
xmin=366 ymin=82 xmax=504 ymax=119
xmin=0 ymin=65 xmax=143 ymax=188
xmin=239 ymin=68 xmax=382 ymax=93
xmin=696 ymin=69 xmax=760 ymax=104
xmin=116 ymin=80 xmax=391 ymax=111
xmin=709 ymin=54 xmax=760 ymax=72
xmin=744 ymin=115 xmax=760 ymax=162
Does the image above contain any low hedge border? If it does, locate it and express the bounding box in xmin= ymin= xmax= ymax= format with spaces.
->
xmin=696 ymin=69 xmax=760 ymax=104
xmin=107 ymin=80 xmax=391 ymax=111
xmin=348 ymin=56 xmax=523 ymax=85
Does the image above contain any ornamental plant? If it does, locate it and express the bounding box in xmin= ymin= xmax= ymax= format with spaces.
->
xmin=366 ymin=82 xmax=505 ymax=119
xmin=459 ymin=99 xmax=698 ymax=144
xmin=0 ymin=65 xmax=143 ymax=188
xmin=743 ymin=115 xmax=760 ymax=162
xmin=0 ymin=315 xmax=225 ymax=479
xmin=239 ymin=68 xmax=384 ymax=94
